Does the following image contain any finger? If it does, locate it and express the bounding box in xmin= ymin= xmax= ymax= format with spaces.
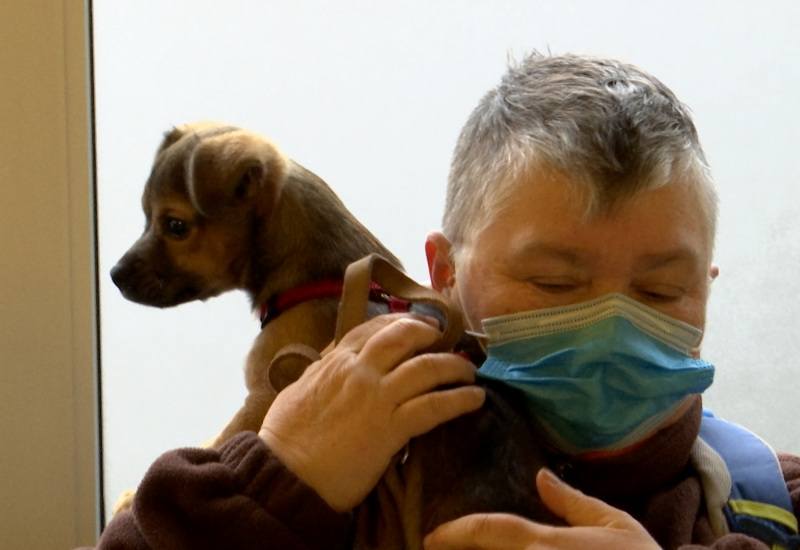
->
xmin=382 ymin=352 xmax=477 ymax=403
xmin=536 ymin=468 xmax=642 ymax=531
xmin=423 ymin=513 xmax=539 ymax=550
xmin=358 ymin=315 xmax=444 ymax=374
xmin=394 ymin=384 xmax=485 ymax=440
xmin=335 ymin=313 xmax=416 ymax=352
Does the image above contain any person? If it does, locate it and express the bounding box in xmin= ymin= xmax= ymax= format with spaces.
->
xmin=84 ymin=52 xmax=800 ymax=550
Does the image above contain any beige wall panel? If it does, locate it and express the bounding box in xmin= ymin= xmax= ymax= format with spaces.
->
xmin=0 ymin=0 xmax=99 ymax=547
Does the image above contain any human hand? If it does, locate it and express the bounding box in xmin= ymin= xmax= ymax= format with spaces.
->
xmin=259 ymin=313 xmax=486 ymax=512
xmin=423 ymin=468 xmax=660 ymax=550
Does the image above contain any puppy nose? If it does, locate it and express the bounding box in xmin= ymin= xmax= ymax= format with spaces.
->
xmin=110 ymin=256 xmax=142 ymax=289
xmin=109 ymin=262 xmax=126 ymax=289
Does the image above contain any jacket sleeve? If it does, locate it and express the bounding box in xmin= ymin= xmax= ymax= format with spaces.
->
xmin=779 ymin=452 xmax=800 ymax=518
xmin=85 ymin=431 xmax=352 ymax=550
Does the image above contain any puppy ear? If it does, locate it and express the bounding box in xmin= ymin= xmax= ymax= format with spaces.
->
xmin=155 ymin=125 xmax=189 ymax=158
xmin=186 ymin=131 xmax=289 ymax=219
xmin=156 ymin=121 xmax=230 ymax=159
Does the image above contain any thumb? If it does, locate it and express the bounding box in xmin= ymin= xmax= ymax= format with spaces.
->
xmin=536 ymin=468 xmax=638 ymax=529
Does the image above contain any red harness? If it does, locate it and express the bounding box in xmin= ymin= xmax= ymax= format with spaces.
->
xmin=260 ymin=278 xmax=482 ymax=366
xmin=259 ymin=279 xmax=411 ymax=328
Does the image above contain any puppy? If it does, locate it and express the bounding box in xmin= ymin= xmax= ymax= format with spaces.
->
xmin=110 ymin=122 xmax=401 ymax=511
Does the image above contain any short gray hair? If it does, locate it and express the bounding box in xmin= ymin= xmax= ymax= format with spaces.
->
xmin=443 ymin=52 xmax=718 ymax=256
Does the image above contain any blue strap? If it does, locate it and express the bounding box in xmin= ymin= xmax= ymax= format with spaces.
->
xmin=700 ymin=412 xmax=800 ymax=550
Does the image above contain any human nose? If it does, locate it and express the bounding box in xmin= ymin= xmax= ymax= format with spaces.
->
xmin=584 ymin=279 xmax=632 ymax=301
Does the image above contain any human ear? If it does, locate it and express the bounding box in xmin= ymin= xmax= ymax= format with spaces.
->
xmin=425 ymin=231 xmax=456 ymax=295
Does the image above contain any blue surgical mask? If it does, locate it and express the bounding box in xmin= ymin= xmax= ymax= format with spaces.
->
xmin=475 ymin=293 xmax=714 ymax=455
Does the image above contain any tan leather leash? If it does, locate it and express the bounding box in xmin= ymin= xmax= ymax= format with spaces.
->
xmin=334 ymin=253 xmax=463 ymax=352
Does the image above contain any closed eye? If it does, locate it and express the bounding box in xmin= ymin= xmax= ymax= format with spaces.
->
xmin=529 ymin=278 xmax=584 ymax=294
xmin=634 ymin=285 xmax=686 ymax=303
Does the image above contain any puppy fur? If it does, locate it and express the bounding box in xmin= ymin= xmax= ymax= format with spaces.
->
xmin=110 ymin=122 xmax=400 ymax=511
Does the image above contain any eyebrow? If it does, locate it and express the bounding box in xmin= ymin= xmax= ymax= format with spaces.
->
xmin=633 ymin=248 xmax=702 ymax=272
xmin=507 ymin=242 xmax=589 ymax=267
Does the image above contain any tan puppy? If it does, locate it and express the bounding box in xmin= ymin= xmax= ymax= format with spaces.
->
xmin=110 ymin=121 xmax=401 ymax=511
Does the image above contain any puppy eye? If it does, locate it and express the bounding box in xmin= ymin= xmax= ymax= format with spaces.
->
xmin=165 ymin=218 xmax=190 ymax=239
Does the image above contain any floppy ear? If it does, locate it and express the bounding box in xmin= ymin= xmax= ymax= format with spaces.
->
xmin=155 ymin=121 xmax=227 ymax=159
xmin=155 ymin=126 xmax=190 ymax=158
xmin=186 ymin=131 xmax=290 ymax=220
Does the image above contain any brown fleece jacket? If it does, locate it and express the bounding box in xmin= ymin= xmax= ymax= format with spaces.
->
xmin=88 ymin=433 xmax=352 ymax=550
xmin=83 ymin=403 xmax=800 ymax=550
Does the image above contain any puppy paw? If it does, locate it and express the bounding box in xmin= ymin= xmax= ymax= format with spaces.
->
xmin=112 ymin=488 xmax=137 ymax=515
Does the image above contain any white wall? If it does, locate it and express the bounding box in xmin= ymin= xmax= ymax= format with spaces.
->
xmin=94 ymin=1 xmax=800 ymax=521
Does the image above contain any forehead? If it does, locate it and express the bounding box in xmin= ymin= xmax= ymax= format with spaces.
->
xmin=140 ymin=149 xmax=197 ymax=225
xmin=481 ymin=172 xmax=714 ymax=260
xmin=143 ymin=137 xmax=197 ymax=201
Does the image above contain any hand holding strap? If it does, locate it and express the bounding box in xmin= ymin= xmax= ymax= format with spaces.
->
xmin=335 ymin=254 xmax=463 ymax=352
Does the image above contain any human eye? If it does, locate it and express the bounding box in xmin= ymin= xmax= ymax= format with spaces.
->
xmin=634 ymin=252 xmax=702 ymax=304
xmin=634 ymin=283 xmax=686 ymax=303
xmin=529 ymin=277 xmax=584 ymax=294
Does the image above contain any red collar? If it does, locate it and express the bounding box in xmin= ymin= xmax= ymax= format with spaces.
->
xmin=260 ymin=279 xmax=345 ymax=327
xmin=259 ymin=280 xmax=410 ymax=328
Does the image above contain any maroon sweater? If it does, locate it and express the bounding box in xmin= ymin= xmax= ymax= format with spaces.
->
xmin=83 ymin=407 xmax=800 ymax=549
xmin=90 ymin=433 xmax=352 ymax=550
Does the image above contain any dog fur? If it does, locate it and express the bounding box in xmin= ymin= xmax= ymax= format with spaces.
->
xmin=110 ymin=121 xmax=401 ymax=511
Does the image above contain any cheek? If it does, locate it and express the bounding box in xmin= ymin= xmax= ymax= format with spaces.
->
xmin=681 ymin=296 xmax=709 ymax=334
xmin=670 ymin=278 xmax=712 ymax=329
xmin=451 ymin=266 xmax=493 ymax=332
xmin=454 ymin=266 xmax=527 ymax=331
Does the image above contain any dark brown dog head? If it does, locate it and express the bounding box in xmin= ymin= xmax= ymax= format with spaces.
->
xmin=110 ymin=122 xmax=290 ymax=307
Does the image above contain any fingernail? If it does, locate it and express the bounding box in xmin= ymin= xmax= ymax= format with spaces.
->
xmin=539 ymin=467 xmax=562 ymax=488
xmin=411 ymin=313 xmax=441 ymax=328
xmin=469 ymin=385 xmax=486 ymax=404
